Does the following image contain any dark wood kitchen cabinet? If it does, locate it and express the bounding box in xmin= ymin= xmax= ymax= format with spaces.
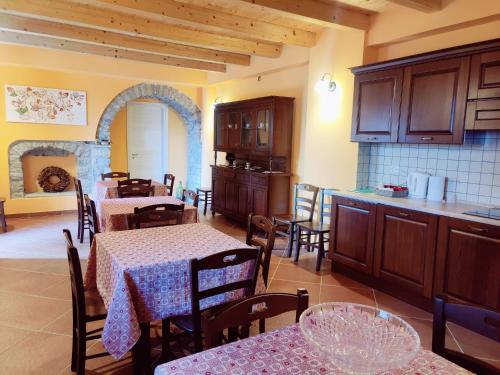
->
xmin=374 ymin=205 xmax=438 ymax=298
xmin=351 ymin=68 xmax=402 ymax=143
xmin=435 ymin=217 xmax=500 ymax=311
xmin=330 ymin=197 xmax=377 ymax=275
xmin=398 ymin=57 xmax=469 ymax=144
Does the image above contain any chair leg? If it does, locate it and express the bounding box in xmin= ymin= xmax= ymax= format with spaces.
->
xmin=161 ymin=319 xmax=170 ymax=361
xmin=259 ymin=318 xmax=266 ymax=334
xmin=71 ymin=301 xmax=78 ymax=371
xmin=203 ymin=192 xmax=208 ymax=216
xmin=286 ymin=224 xmax=295 ymax=258
xmin=79 ymin=216 xmax=85 ymax=244
xmin=76 ymin=328 xmax=86 ymax=375
xmin=77 ymin=214 xmax=81 ymax=240
xmin=316 ymin=233 xmax=325 ymax=272
xmin=294 ymin=227 xmax=302 ymax=263
xmin=306 ymin=232 xmax=312 ymax=252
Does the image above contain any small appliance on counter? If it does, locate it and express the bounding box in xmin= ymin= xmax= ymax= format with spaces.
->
xmin=427 ymin=176 xmax=446 ymax=202
xmin=375 ymin=185 xmax=408 ymax=197
xmin=407 ymin=171 xmax=430 ymax=198
xmin=463 ymin=207 xmax=500 ymax=220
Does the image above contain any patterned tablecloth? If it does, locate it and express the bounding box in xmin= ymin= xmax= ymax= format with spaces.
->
xmin=155 ymin=324 xmax=470 ymax=375
xmin=93 ymin=180 xmax=167 ymax=202
xmin=85 ymin=223 xmax=259 ymax=359
xmin=98 ymin=196 xmax=198 ymax=232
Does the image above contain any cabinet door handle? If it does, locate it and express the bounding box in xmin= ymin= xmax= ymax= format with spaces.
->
xmin=399 ymin=212 xmax=410 ymax=217
xmin=366 ymin=137 xmax=377 ymax=141
xmin=469 ymin=226 xmax=488 ymax=233
xmin=421 ymin=137 xmax=433 ymax=141
xmin=228 ymin=124 xmax=233 ymax=129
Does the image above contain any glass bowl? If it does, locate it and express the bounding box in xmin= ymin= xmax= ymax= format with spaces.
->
xmin=299 ymin=303 xmax=420 ymax=374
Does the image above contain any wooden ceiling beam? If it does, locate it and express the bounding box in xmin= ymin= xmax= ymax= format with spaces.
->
xmin=91 ymin=0 xmax=317 ymax=47
xmin=235 ymin=0 xmax=370 ymax=30
xmin=0 ymin=29 xmax=226 ymax=71
xmin=0 ymin=0 xmax=282 ymax=57
xmin=0 ymin=13 xmax=250 ymax=65
xmin=385 ymin=0 xmax=442 ymax=13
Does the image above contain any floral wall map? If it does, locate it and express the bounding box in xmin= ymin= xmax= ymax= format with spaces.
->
xmin=5 ymin=85 xmax=87 ymax=126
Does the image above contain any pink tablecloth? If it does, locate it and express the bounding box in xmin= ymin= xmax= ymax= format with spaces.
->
xmin=155 ymin=324 xmax=470 ymax=375
xmin=93 ymin=180 xmax=167 ymax=202
xmin=85 ymin=223 xmax=260 ymax=359
xmin=98 ymin=196 xmax=198 ymax=232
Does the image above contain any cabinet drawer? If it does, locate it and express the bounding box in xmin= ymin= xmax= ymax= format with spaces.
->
xmin=251 ymin=174 xmax=268 ymax=187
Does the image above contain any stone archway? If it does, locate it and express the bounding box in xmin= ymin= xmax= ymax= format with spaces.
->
xmin=96 ymin=83 xmax=202 ymax=189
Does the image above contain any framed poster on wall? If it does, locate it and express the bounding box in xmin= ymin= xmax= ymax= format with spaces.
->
xmin=4 ymin=85 xmax=87 ymax=126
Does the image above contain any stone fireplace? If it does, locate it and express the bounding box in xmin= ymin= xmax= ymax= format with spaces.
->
xmin=9 ymin=140 xmax=110 ymax=198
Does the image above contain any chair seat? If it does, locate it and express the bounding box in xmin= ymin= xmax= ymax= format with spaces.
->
xmin=85 ymin=288 xmax=107 ymax=319
xmin=297 ymin=221 xmax=330 ymax=233
xmin=273 ymin=214 xmax=311 ymax=225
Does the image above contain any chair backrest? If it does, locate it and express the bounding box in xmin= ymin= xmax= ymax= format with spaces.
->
xmin=128 ymin=203 xmax=184 ymax=229
xmin=191 ymin=247 xmax=263 ymax=351
xmin=432 ymin=295 xmax=500 ymax=375
xmin=319 ymin=188 xmax=336 ymax=224
xmin=117 ymin=184 xmax=153 ymax=198
xmin=74 ymin=177 xmax=85 ymax=216
xmin=293 ymin=183 xmax=319 ymax=221
xmin=246 ymin=213 xmax=277 ymax=287
xmin=63 ymin=229 xmax=86 ymax=325
xmin=163 ymin=173 xmax=175 ymax=196
xmin=203 ymin=289 xmax=309 ymax=349
xmin=85 ymin=198 xmax=100 ymax=244
xmin=182 ymin=189 xmax=199 ymax=208
xmin=117 ymin=178 xmax=152 ymax=187
xmin=101 ymin=171 xmax=130 ymax=181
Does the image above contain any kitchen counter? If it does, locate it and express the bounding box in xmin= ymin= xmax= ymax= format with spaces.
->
xmin=330 ymin=189 xmax=500 ymax=227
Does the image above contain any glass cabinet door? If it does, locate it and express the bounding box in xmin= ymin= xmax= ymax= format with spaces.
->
xmin=256 ymin=109 xmax=271 ymax=150
xmin=240 ymin=110 xmax=253 ymax=149
xmin=227 ymin=112 xmax=241 ymax=149
xmin=214 ymin=110 xmax=226 ymax=149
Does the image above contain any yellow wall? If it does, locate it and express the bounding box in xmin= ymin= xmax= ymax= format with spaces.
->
xmin=0 ymin=45 xmax=204 ymax=215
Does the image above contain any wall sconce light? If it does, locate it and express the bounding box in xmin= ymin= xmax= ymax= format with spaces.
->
xmin=315 ymin=73 xmax=337 ymax=94
xmin=212 ymin=96 xmax=223 ymax=109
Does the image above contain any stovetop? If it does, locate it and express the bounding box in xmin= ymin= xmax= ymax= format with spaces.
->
xmin=463 ymin=208 xmax=500 ymax=220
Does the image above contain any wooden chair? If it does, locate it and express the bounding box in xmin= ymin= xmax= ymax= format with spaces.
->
xmin=246 ymin=213 xmax=276 ymax=288
xmin=101 ymin=171 xmax=130 ymax=181
xmin=74 ymin=178 xmax=89 ymax=244
xmin=84 ymin=197 xmax=100 ymax=245
xmin=432 ymin=295 xmax=500 ymax=375
xmin=196 ymin=187 xmax=212 ymax=216
xmin=273 ymin=183 xmax=319 ymax=258
xmin=117 ymin=184 xmax=153 ymax=198
xmin=295 ymin=188 xmax=336 ymax=271
xmin=0 ymin=197 xmax=7 ymax=233
xmin=163 ymin=173 xmax=175 ymax=196
xmin=63 ymin=229 xmax=108 ymax=375
xmin=128 ymin=203 xmax=184 ymax=229
xmin=182 ymin=189 xmax=199 ymax=208
xmin=164 ymin=247 xmax=263 ymax=354
xmin=202 ymin=289 xmax=309 ymax=349
xmin=117 ymin=178 xmax=152 ymax=187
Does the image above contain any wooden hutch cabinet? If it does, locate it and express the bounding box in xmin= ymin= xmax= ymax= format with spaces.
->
xmin=211 ymin=96 xmax=294 ymax=221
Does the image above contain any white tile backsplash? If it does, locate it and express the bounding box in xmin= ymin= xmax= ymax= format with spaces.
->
xmin=356 ymin=131 xmax=500 ymax=204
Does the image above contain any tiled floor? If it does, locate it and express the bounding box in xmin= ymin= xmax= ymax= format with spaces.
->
xmin=0 ymin=212 xmax=498 ymax=374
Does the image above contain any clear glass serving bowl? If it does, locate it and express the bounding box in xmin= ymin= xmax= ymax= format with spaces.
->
xmin=299 ymin=303 xmax=420 ymax=374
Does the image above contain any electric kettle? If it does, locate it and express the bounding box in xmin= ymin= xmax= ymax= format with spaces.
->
xmin=407 ymin=172 xmax=430 ymax=198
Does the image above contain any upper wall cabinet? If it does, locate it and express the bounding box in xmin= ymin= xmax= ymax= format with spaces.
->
xmin=399 ymin=57 xmax=469 ymax=144
xmin=351 ymin=68 xmax=402 ymax=143
xmin=350 ymin=38 xmax=500 ymax=143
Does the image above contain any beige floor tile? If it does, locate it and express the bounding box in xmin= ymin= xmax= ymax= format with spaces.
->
xmin=38 ymin=278 xmax=72 ymax=301
xmin=273 ymin=263 xmax=323 ymax=284
xmin=34 ymin=259 xmax=70 ymax=275
xmin=80 ymin=341 xmax=134 ymax=375
xmin=0 ymin=290 xmax=70 ymax=330
xmin=0 ymin=268 xmax=67 ymax=295
xmin=447 ymin=322 xmax=500 ymax=361
xmin=0 ymin=331 xmax=72 ymax=375
xmin=0 ymin=324 xmax=31 ymax=354
xmin=403 ymin=318 xmax=461 ymax=352
xmin=320 ymin=285 xmax=376 ymax=306
xmin=0 ymin=258 xmax=52 ymax=272
xmin=267 ymin=279 xmax=320 ymax=305
xmin=373 ymin=290 xmax=432 ymax=320
xmin=322 ymin=271 xmax=372 ymax=289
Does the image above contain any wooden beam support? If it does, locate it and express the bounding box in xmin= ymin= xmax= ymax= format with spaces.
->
xmin=236 ymin=0 xmax=370 ymax=30
xmin=0 ymin=0 xmax=282 ymax=57
xmin=385 ymin=0 xmax=442 ymax=13
xmin=0 ymin=13 xmax=250 ymax=65
xmin=0 ymin=29 xmax=227 ymax=71
xmin=92 ymin=0 xmax=316 ymax=47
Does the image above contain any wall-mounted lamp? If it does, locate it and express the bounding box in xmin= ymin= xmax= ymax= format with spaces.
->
xmin=212 ymin=96 xmax=223 ymax=109
xmin=315 ymin=73 xmax=337 ymax=94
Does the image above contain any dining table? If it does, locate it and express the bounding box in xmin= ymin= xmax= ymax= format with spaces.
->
xmin=154 ymin=323 xmax=470 ymax=375
xmin=84 ymin=223 xmax=262 ymax=363
xmin=97 ymin=196 xmax=198 ymax=232
xmin=93 ymin=179 xmax=168 ymax=202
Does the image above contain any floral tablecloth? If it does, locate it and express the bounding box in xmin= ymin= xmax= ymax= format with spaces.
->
xmin=98 ymin=196 xmax=198 ymax=232
xmin=93 ymin=180 xmax=167 ymax=202
xmin=155 ymin=324 xmax=470 ymax=375
xmin=85 ymin=223 xmax=260 ymax=359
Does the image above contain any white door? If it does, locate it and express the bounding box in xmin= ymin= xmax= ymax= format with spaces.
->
xmin=127 ymin=102 xmax=167 ymax=181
